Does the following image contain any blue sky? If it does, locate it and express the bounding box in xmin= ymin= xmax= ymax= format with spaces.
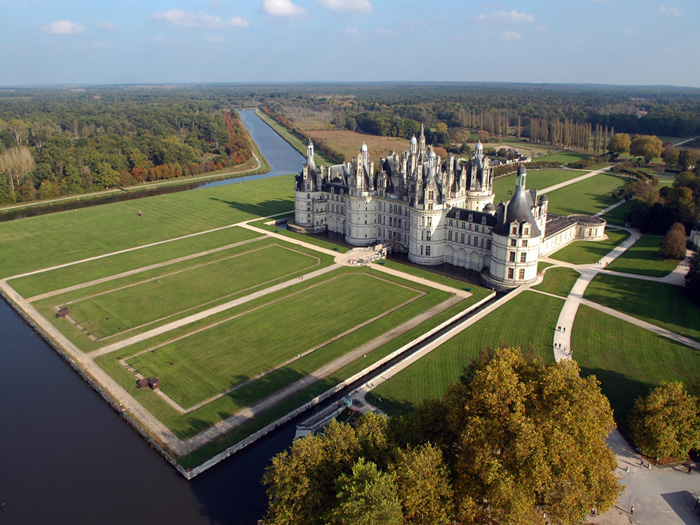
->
xmin=1 ymin=0 xmax=698 ymax=87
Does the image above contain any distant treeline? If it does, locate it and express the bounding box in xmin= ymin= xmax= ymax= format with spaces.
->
xmin=0 ymin=88 xmax=255 ymax=205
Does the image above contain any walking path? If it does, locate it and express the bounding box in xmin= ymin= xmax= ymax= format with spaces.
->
xmin=538 ymin=165 xmax=613 ymax=194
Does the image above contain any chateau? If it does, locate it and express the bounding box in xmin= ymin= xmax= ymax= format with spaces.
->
xmin=292 ymin=126 xmax=606 ymax=290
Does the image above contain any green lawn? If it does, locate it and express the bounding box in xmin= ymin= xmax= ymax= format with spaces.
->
xmin=549 ymin=229 xmax=630 ymax=264
xmin=248 ymin=216 xmax=351 ymax=253
xmin=545 ymin=173 xmax=631 ymax=216
xmin=374 ymin=259 xmax=490 ymax=295
xmin=601 ymin=201 xmax=630 ymax=226
xmin=537 ymin=151 xmax=592 ymax=164
xmin=130 ymin=272 xmax=423 ymax=408
xmin=373 ymin=291 xmax=561 ymax=416
xmin=0 ymin=174 xmax=295 ymax=278
xmin=51 ymin=243 xmax=322 ymax=340
xmin=583 ymin=273 xmax=700 ymax=342
xmin=605 ymin=236 xmax=682 ymax=277
xmin=532 ymin=267 xmax=580 ymax=297
xmin=9 ymin=226 xmax=262 ymax=298
xmin=493 ymin=169 xmax=587 ymax=202
xmin=573 ymin=305 xmax=700 ymax=427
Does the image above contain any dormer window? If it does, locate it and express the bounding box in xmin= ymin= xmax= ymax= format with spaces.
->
xmin=524 ymin=227 xmax=530 ymax=236
xmin=511 ymin=225 xmax=518 ymax=235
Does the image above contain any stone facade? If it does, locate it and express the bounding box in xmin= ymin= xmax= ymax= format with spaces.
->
xmin=292 ymin=129 xmax=606 ymax=290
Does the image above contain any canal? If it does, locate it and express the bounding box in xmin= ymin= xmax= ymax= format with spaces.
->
xmin=0 ymin=110 xmax=303 ymax=524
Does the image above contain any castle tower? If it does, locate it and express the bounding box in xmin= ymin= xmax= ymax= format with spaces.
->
xmin=410 ymin=134 xmax=417 ymax=155
xmin=418 ymin=124 xmax=426 ymax=153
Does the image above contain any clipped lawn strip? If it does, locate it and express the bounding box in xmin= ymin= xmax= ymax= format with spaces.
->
xmin=248 ymin=216 xmax=351 ymax=253
xmin=573 ymin=305 xmax=700 ymax=428
xmin=532 ymin=267 xmax=581 ymax=297
xmin=129 ymin=273 xmax=424 ymax=409
xmin=178 ymin=293 xmax=485 ymax=468
xmin=10 ymin=226 xmax=262 ymax=298
xmin=493 ymin=169 xmax=586 ymax=202
xmin=0 ymin=174 xmax=295 ymax=279
xmin=549 ymin=229 xmax=629 ymax=264
xmin=544 ymin=172 xmax=631 ymax=216
xmin=34 ymin=240 xmax=334 ymax=352
xmin=374 ymin=291 xmax=562 ymax=416
xmin=605 ymin=235 xmax=682 ymax=277
xmin=584 ymin=273 xmax=700 ymax=342
xmin=95 ymin=267 xmax=451 ymax=438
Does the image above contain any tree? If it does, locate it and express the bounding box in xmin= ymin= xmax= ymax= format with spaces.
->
xmin=662 ymin=145 xmax=679 ymax=167
xmin=660 ymin=222 xmax=687 ymax=259
xmin=630 ymin=382 xmax=700 ymax=459
xmin=679 ymin=149 xmax=700 ymax=172
xmin=0 ymin=146 xmax=35 ymax=193
xmin=330 ymin=458 xmax=403 ymax=525
xmin=686 ymin=252 xmax=700 ymax=306
xmin=607 ymin=133 xmax=631 ymax=155
xmin=630 ymin=135 xmax=663 ymax=164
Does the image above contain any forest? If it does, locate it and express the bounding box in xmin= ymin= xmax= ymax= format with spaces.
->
xmin=2 ymin=82 xmax=700 ymax=205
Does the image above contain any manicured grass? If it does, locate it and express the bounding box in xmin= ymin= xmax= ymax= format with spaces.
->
xmin=573 ymin=305 xmax=700 ymax=426
xmin=601 ymin=201 xmax=630 ymax=226
xmin=54 ymin=243 xmax=322 ymax=339
xmin=9 ymin=226 xmax=262 ymax=298
xmin=374 ymin=258 xmax=489 ymax=294
xmin=584 ymin=273 xmax=700 ymax=342
xmin=538 ymin=261 xmax=553 ymax=272
xmin=538 ymin=151 xmax=592 ymax=164
xmin=373 ymin=291 xmax=561 ymax=416
xmin=532 ymin=267 xmax=580 ymax=297
xmin=493 ymin=169 xmax=587 ymax=202
xmin=131 ymin=272 xmax=422 ymax=408
xmin=549 ymin=229 xmax=630 ymax=264
xmin=96 ymin=267 xmax=453 ymax=439
xmin=605 ymin=236 xmax=682 ymax=277
xmin=545 ymin=173 xmax=631 ymax=216
xmin=249 ymin=216 xmax=351 ymax=253
xmin=0 ymin=174 xmax=295 ymax=278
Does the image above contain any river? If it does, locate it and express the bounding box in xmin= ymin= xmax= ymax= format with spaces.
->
xmin=0 ymin=110 xmax=303 ymax=524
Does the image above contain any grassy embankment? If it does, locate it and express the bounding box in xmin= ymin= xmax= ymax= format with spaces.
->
xmin=532 ymin=267 xmax=581 ymax=298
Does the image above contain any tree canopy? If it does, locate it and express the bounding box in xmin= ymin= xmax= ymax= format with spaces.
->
xmin=630 ymin=135 xmax=663 ymax=163
xmin=607 ymin=133 xmax=631 ymax=155
xmin=262 ymin=348 xmax=622 ymax=525
xmin=630 ymin=382 xmax=700 ymax=460
xmin=660 ymin=222 xmax=688 ymax=259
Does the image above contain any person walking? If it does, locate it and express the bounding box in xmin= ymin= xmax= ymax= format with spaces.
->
xmin=630 ymin=506 xmax=634 ymax=515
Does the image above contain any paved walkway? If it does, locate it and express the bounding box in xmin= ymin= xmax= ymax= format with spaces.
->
xmin=538 ymin=165 xmax=613 ymax=194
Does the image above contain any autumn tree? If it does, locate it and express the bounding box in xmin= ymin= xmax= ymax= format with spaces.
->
xmin=630 ymin=135 xmax=663 ymax=164
xmin=660 ymin=222 xmax=687 ymax=259
xmin=630 ymin=382 xmax=700 ymax=459
xmin=0 ymin=146 xmax=35 ymax=193
xmin=662 ymin=144 xmax=679 ymax=167
xmin=607 ymin=133 xmax=631 ymax=155
xmin=685 ymin=252 xmax=700 ymax=306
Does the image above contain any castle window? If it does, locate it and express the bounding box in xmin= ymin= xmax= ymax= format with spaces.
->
xmin=461 ymin=233 xmax=465 ymax=244
xmin=428 ymin=217 xmax=433 ymax=227
xmin=468 ymin=234 xmax=472 ymax=244
xmin=520 ymin=252 xmax=526 ymax=263
xmin=428 ymin=190 xmax=434 ymax=201
xmin=509 ymin=252 xmax=516 ymax=262
xmin=487 ymin=240 xmax=492 ymax=250
xmin=448 ymin=231 xmax=453 ymax=241
xmin=511 ymin=226 xmax=518 ymax=235
xmin=481 ymin=238 xmax=485 ymax=248
xmin=510 ymin=239 xmax=517 ymax=247
xmin=420 ymin=245 xmax=424 ymax=255
xmin=522 ymin=239 xmax=528 ymax=247
xmin=449 ymin=220 xmax=453 ymax=227
xmin=519 ymin=268 xmax=525 ymax=280
xmin=426 ymin=231 xmax=431 ymax=241
xmin=524 ymin=227 xmax=530 ymax=236
xmin=508 ymin=268 xmax=514 ymax=279
xmin=426 ymin=246 xmax=431 ymax=256
xmin=307 ymin=193 xmax=310 ymax=198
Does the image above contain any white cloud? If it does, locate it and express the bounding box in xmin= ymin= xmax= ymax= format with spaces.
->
xmin=624 ymin=26 xmax=637 ymax=35
xmin=500 ymin=31 xmax=524 ymax=40
xmin=153 ymin=35 xmax=176 ymax=45
xmin=317 ymin=0 xmax=373 ymax=14
xmin=152 ymin=9 xmax=249 ymax=30
xmin=262 ymin=0 xmax=307 ymax=19
xmin=98 ymin=20 xmax=116 ymax=31
xmin=658 ymin=5 xmax=681 ymax=17
xmin=475 ymin=10 xmax=534 ymax=24
xmin=205 ymin=35 xmax=226 ymax=43
xmin=40 ymin=20 xmax=85 ymax=35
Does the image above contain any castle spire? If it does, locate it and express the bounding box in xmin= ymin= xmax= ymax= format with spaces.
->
xmin=419 ymin=123 xmax=425 ymax=153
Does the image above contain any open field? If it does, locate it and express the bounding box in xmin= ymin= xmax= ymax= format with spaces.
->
xmin=372 ymin=291 xmax=561 ymax=416
xmin=129 ymin=272 xmax=422 ymax=409
xmin=305 ymin=129 xmax=448 ymax=163
xmin=548 ymin=229 xmax=630 ymax=264
xmin=248 ymin=216 xmax=351 ymax=253
xmin=544 ymin=173 xmax=631 ymax=216
xmin=493 ymin=169 xmax=586 ymax=202
xmin=94 ymin=267 xmax=455 ymax=439
xmin=537 ymin=151 xmax=592 ymax=164
xmin=584 ymin=273 xmax=700 ymax=342
xmin=573 ymin=305 xmax=700 ymax=426
xmin=0 ymin=175 xmax=295 ymax=279
xmin=36 ymin=241 xmax=326 ymax=344
xmin=532 ymin=267 xmax=580 ymax=297
xmin=605 ymin=235 xmax=682 ymax=277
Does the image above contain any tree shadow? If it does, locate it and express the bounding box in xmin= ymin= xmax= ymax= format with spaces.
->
xmin=660 ymin=490 xmax=700 ymax=523
xmin=209 ymin=196 xmax=293 ymax=219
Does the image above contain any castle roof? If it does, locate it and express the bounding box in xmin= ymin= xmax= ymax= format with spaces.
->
xmin=493 ymin=181 xmax=541 ymax=237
